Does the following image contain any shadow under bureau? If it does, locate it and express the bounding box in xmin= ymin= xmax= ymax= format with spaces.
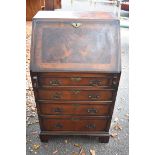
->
xmin=30 ymin=11 xmax=121 ymax=143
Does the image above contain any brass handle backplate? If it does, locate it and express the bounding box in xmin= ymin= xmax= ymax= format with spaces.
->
xmin=72 ymin=23 xmax=82 ymax=28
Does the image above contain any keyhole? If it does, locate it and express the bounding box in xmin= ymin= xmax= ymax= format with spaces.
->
xmin=72 ymin=23 xmax=82 ymax=28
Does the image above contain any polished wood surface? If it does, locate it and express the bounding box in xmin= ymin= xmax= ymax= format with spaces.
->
xmin=38 ymin=102 xmax=112 ymax=115
xmin=45 ymin=0 xmax=54 ymax=10
xmin=37 ymin=89 xmax=113 ymax=101
xmin=31 ymin=11 xmax=120 ymax=72
xmin=38 ymin=76 xmax=113 ymax=87
xmin=45 ymin=0 xmax=61 ymax=10
xmin=30 ymin=11 xmax=121 ymax=143
xmin=31 ymin=72 xmax=120 ymax=143
xmin=36 ymin=72 xmax=120 ymax=89
xmin=33 ymin=11 xmax=116 ymax=19
xmin=26 ymin=0 xmax=44 ymax=21
xmin=41 ymin=117 xmax=109 ymax=131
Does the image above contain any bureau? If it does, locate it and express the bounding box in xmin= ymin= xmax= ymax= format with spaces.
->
xmin=30 ymin=11 xmax=121 ymax=143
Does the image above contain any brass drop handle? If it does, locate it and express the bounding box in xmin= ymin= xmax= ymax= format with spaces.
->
xmin=88 ymin=94 xmax=100 ymax=100
xmin=71 ymin=77 xmax=82 ymax=82
xmin=86 ymin=124 xmax=96 ymax=129
xmin=54 ymin=123 xmax=63 ymax=128
xmin=53 ymin=108 xmax=63 ymax=113
xmin=87 ymin=108 xmax=97 ymax=114
xmin=49 ymin=80 xmax=60 ymax=86
xmin=72 ymin=23 xmax=82 ymax=28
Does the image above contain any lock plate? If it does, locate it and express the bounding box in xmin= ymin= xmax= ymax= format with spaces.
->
xmin=72 ymin=23 xmax=82 ymax=28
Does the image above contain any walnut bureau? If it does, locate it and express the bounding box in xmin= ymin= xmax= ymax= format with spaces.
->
xmin=30 ymin=11 xmax=121 ymax=143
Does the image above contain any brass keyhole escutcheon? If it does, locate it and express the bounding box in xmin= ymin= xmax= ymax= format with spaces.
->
xmin=87 ymin=108 xmax=97 ymax=114
xmin=86 ymin=124 xmax=96 ymax=129
xmin=88 ymin=94 xmax=100 ymax=100
xmin=54 ymin=123 xmax=63 ymax=128
xmin=71 ymin=89 xmax=81 ymax=95
xmin=71 ymin=77 xmax=82 ymax=82
xmin=72 ymin=23 xmax=82 ymax=28
xmin=89 ymin=80 xmax=101 ymax=86
xmin=49 ymin=80 xmax=60 ymax=86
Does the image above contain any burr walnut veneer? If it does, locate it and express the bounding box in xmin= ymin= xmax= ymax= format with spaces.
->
xmin=30 ymin=11 xmax=121 ymax=143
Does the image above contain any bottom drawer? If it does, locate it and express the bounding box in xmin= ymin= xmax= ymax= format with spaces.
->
xmin=40 ymin=116 xmax=109 ymax=131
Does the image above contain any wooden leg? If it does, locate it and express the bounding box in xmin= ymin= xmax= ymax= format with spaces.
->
xmin=39 ymin=134 xmax=49 ymax=143
xmin=99 ymin=136 xmax=110 ymax=143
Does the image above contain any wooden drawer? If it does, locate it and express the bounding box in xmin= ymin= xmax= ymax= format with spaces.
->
xmin=38 ymin=76 xmax=113 ymax=88
xmin=37 ymin=89 xmax=113 ymax=101
xmin=39 ymin=102 xmax=112 ymax=115
xmin=40 ymin=116 xmax=109 ymax=131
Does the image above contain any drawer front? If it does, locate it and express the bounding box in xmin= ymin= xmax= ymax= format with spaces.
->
xmin=38 ymin=76 xmax=113 ymax=87
xmin=39 ymin=103 xmax=111 ymax=116
xmin=41 ymin=117 xmax=108 ymax=131
xmin=37 ymin=89 xmax=113 ymax=101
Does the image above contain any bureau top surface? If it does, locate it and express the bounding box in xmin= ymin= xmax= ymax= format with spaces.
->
xmin=30 ymin=11 xmax=121 ymax=72
xmin=33 ymin=11 xmax=117 ymax=20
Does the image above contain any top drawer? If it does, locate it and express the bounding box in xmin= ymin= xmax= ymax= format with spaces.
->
xmin=35 ymin=73 xmax=119 ymax=88
xmin=38 ymin=76 xmax=113 ymax=87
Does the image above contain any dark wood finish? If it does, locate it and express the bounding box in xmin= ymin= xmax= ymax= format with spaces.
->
xmin=54 ymin=0 xmax=61 ymax=9
xmin=45 ymin=0 xmax=61 ymax=10
xmin=121 ymin=2 xmax=129 ymax=11
xmin=38 ymin=76 xmax=113 ymax=87
xmin=39 ymin=134 xmax=49 ymax=142
xmin=39 ymin=131 xmax=110 ymax=143
xmin=45 ymin=0 xmax=54 ymax=10
xmin=99 ymin=136 xmax=110 ymax=143
xmin=31 ymin=11 xmax=121 ymax=72
xmin=26 ymin=0 xmax=62 ymax=21
xmin=37 ymin=89 xmax=113 ymax=101
xmin=38 ymin=102 xmax=112 ymax=115
xmin=37 ymin=72 xmax=118 ymax=77
xmin=40 ymin=116 xmax=109 ymax=131
xmin=26 ymin=0 xmax=44 ymax=21
xmin=30 ymin=11 xmax=121 ymax=143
